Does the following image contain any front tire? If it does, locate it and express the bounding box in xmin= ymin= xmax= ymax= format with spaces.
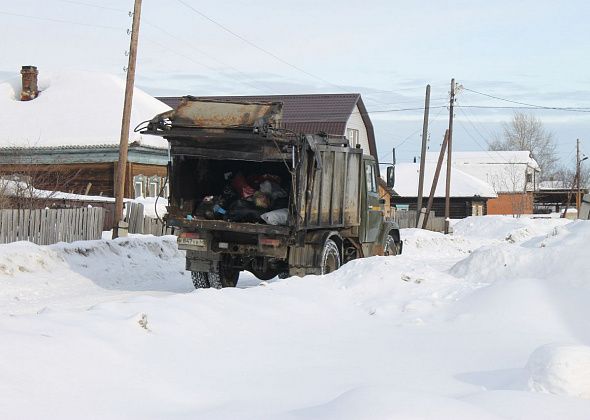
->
xmin=384 ymin=234 xmax=398 ymax=256
xmin=320 ymin=239 xmax=341 ymax=275
xmin=191 ymin=271 xmax=210 ymax=289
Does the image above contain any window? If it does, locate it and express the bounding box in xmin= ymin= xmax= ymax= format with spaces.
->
xmin=472 ymin=203 xmax=484 ymax=216
xmin=365 ymin=163 xmax=377 ymax=193
xmin=347 ymin=128 xmax=360 ymax=148
xmin=134 ymin=181 xmax=143 ymax=198
xmin=526 ymin=172 xmax=533 ymax=183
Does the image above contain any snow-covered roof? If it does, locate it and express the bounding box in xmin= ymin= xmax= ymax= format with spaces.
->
xmin=424 ymin=151 xmax=540 ymax=193
xmin=427 ymin=151 xmax=540 ymax=170
xmin=390 ymin=162 xmax=497 ymax=198
xmin=0 ymin=70 xmax=170 ymax=149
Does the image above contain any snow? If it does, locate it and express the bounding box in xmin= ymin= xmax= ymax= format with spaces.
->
xmin=424 ymin=151 xmax=540 ymax=193
xmin=432 ymin=151 xmax=540 ymax=169
xmin=0 ymin=216 xmax=589 ymax=419
xmin=0 ymin=70 xmax=170 ymax=149
xmin=134 ymin=196 xmax=168 ymax=218
xmin=391 ymin=162 xmax=497 ymax=198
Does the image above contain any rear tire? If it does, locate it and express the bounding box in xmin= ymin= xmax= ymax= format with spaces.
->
xmin=190 ymin=268 xmax=238 ymax=289
xmin=384 ymin=234 xmax=398 ymax=256
xmin=320 ymin=239 xmax=341 ymax=275
xmin=191 ymin=271 xmax=210 ymax=289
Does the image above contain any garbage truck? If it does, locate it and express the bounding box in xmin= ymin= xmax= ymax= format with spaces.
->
xmin=143 ymin=97 xmax=401 ymax=288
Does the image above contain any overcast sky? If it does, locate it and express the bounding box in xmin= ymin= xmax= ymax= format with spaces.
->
xmin=1 ymin=0 xmax=589 ymax=168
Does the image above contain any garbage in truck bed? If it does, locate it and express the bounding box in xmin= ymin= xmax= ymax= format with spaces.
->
xmin=191 ymin=171 xmax=289 ymax=225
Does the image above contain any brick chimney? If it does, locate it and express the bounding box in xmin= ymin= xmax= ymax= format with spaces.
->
xmin=20 ymin=65 xmax=39 ymax=101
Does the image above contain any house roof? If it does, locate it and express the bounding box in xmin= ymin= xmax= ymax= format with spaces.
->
xmin=0 ymin=70 xmax=171 ymax=150
xmin=430 ymin=151 xmax=540 ymax=170
xmin=157 ymin=93 xmax=378 ymax=159
xmin=389 ymin=162 xmax=497 ymax=198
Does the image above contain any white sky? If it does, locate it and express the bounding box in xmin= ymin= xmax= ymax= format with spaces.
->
xmin=1 ymin=0 xmax=589 ymax=168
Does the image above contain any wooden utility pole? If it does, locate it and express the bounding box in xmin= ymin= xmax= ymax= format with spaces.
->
xmin=576 ymin=138 xmax=581 ymax=213
xmin=416 ymin=84 xmax=431 ymax=227
xmin=113 ymin=0 xmax=142 ymax=238
xmin=444 ymin=78 xmax=455 ymax=234
xmin=422 ymin=130 xmax=449 ymax=229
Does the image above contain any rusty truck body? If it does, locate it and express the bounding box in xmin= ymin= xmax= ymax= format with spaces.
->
xmin=143 ymin=97 xmax=401 ymax=288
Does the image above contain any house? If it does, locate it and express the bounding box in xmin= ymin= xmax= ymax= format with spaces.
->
xmin=391 ymin=162 xmax=497 ymax=218
xmin=427 ymin=151 xmax=540 ymax=215
xmin=157 ymin=93 xmax=378 ymax=164
xmin=535 ymin=180 xmax=589 ymax=214
xmin=0 ymin=67 xmax=171 ymax=199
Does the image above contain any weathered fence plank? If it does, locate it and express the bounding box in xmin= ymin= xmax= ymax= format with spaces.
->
xmin=0 ymin=208 xmax=105 ymax=245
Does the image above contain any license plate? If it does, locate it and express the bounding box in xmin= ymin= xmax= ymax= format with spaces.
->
xmin=177 ymin=237 xmax=206 ymax=247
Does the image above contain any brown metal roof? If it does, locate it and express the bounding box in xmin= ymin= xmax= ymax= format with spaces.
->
xmin=156 ymin=93 xmax=378 ymax=160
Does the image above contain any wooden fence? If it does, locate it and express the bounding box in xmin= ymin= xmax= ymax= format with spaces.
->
xmin=0 ymin=207 xmax=105 ymax=245
xmin=125 ymin=202 xmax=173 ymax=236
xmin=394 ymin=210 xmax=446 ymax=232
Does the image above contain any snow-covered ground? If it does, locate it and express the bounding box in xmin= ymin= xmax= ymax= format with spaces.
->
xmin=1 ymin=216 xmax=589 ymax=419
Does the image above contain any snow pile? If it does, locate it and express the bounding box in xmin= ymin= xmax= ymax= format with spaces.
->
xmin=452 ymin=215 xmax=569 ymax=242
xmin=0 ymin=70 xmax=170 ymax=149
xmin=526 ymin=344 xmax=590 ymax=399
xmin=1 ymin=216 xmax=590 ymax=419
xmin=450 ymin=220 xmax=590 ymax=285
xmin=0 ymin=235 xmax=191 ymax=314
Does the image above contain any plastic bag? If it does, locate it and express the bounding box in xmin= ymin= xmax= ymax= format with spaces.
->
xmin=227 ymin=200 xmax=264 ymax=223
xmin=259 ymin=180 xmax=287 ymax=200
xmin=260 ymin=208 xmax=289 ymax=225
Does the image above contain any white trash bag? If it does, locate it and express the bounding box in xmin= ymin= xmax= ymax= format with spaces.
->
xmin=260 ymin=208 xmax=289 ymax=225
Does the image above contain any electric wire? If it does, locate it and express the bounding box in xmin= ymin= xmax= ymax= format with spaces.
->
xmin=463 ymin=87 xmax=590 ymax=112
xmin=0 ymin=10 xmax=122 ymax=30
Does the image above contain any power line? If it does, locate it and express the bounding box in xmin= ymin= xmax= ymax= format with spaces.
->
xmin=463 ymin=87 xmax=590 ymax=112
xmin=142 ymin=21 xmax=276 ymax=94
xmin=0 ymin=10 xmax=122 ymax=30
xmin=53 ymin=0 xmax=127 ymax=12
xmin=172 ymin=0 xmax=404 ymax=109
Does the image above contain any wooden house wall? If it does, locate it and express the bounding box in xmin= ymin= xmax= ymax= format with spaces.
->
xmin=393 ymin=197 xmax=488 ymax=219
xmin=1 ymin=162 xmax=167 ymax=198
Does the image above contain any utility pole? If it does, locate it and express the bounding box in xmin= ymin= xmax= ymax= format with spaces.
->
xmin=113 ymin=0 xmax=142 ymax=238
xmin=422 ymin=130 xmax=449 ymax=229
xmin=444 ymin=78 xmax=455 ymax=234
xmin=416 ymin=84 xmax=431 ymax=227
xmin=576 ymin=138 xmax=581 ymax=213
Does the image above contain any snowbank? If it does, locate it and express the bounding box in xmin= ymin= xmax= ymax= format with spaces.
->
xmin=0 ymin=216 xmax=589 ymax=419
xmin=0 ymin=235 xmax=191 ymax=314
xmin=526 ymin=344 xmax=590 ymax=399
xmin=0 ymin=70 xmax=170 ymax=149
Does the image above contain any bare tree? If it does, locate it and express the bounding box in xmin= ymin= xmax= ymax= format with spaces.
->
xmin=489 ymin=112 xmax=558 ymax=178
xmin=0 ymin=149 xmax=81 ymax=210
xmin=488 ymin=160 xmax=529 ymax=217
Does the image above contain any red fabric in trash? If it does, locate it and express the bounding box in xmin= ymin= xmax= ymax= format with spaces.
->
xmin=231 ymin=173 xmax=256 ymax=198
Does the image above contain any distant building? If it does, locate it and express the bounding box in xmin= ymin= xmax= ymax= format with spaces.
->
xmin=391 ymin=162 xmax=497 ymax=218
xmin=0 ymin=67 xmax=170 ymax=198
xmin=427 ymin=151 xmax=540 ymax=215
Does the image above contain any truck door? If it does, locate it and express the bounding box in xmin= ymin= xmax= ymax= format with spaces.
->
xmin=362 ymin=160 xmax=382 ymax=242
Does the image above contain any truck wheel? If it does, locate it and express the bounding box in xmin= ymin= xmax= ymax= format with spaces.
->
xmin=208 ymin=267 xmax=239 ymax=289
xmin=191 ymin=271 xmax=210 ymax=289
xmin=384 ymin=235 xmax=398 ymax=256
xmin=320 ymin=239 xmax=341 ymax=275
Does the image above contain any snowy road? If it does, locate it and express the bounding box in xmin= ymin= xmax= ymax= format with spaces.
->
xmin=1 ymin=216 xmax=589 ymax=419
